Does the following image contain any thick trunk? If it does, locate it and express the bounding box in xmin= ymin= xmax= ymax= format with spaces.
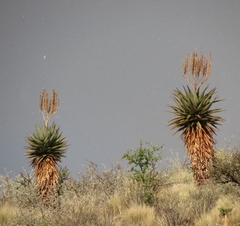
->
xmin=34 ymin=157 xmax=59 ymax=206
xmin=184 ymin=127 xmax=214 ymax=184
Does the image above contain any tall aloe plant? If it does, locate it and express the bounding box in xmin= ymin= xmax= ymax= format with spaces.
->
xmin=25 ymin=89 xmax=68 ymax=205
xmin=168 ymin=51 xmax=224 ymax=184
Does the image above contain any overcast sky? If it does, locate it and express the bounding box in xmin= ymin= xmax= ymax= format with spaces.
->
xmin=1 ymin=0 xmax=240 ymax=177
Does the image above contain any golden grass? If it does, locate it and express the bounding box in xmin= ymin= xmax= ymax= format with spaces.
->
xmin=0 ymin=204 xmax=19 ymax=224
xmin=107 ymin=192 xmax=125 ymax=215
xmin=121 ymin=204 xmax=158 ymax=226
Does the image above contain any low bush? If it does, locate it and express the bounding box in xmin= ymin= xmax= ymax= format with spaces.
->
xmin=209 ymin=146 xmax=240 ymax=186
xmin=122 ymin=140 xmax=164 ymax=204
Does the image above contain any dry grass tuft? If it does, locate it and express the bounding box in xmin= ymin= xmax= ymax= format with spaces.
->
xmin=0 ymin=204 xmax=19 ymax=225
xmin=121 ymin=204 xmax=158 ymax=226
xmin=107 ymin=192 xmax=125 ymax=215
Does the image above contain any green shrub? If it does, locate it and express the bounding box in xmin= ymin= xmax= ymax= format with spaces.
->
xmin=122 ymin=140 xmax=163 ymax=204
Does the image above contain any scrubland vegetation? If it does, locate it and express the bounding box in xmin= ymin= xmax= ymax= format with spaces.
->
xmin=1 ymin=145 xmax=240 ymax=226
xmin=1 ymin=50 xmax=236 ymax=225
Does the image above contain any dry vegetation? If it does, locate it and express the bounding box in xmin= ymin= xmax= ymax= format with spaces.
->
xmin=1 ymin=149 xmax=240 ymax=226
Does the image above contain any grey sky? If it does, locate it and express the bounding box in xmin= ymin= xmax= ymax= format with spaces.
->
xmin=1 ymin=0 xmax=240 ymax=177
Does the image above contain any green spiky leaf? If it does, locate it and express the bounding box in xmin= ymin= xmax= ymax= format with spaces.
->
xmin=25 ymin=122 xmax=68 ymax=167
xmin=168 ymin=85 xmax=224 ymax=136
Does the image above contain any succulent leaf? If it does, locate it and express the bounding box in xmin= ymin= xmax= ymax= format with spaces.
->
xmin=25 ymin=122 xmax=68 ymax=167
